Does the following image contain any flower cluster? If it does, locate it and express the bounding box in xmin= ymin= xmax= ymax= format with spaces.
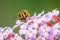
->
xmin=0 ymin=9 xmax=60 ymax=40
xmin=0 ymin=26 xmax=24 ymax=40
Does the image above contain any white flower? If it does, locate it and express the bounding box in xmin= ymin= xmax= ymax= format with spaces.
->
xmin=5 ymin=27 xmax=13 ymax=33
xmin=27 ymin=27 xmax=37 ymax=37
xmin=43 ymin=32 xmax=49 ymax=38
xmin=53 ymin=29 xmax=58 ymax=36
xmin=15 ymin=33 xmax=24 ymax=40
xmin=19 ymin=29 xmax=28 ymax=35
xmin=16 ymin=20 xmax=21 ymax=25
xmin=19 ymin=30 xmax=23 ymax=35
xmin=40 ymin=26 xmax=51 ymax=33
xmin=16 ymin=36 xmax=24 ymax=40
xmin=16 ymin=20 xmax=24 ymax=25
xmin=20 ymin=23 xmax=27 ymax=29
xmin=0 ymin=31 xmax=4 ymax=40
xmin=42 ymin=37 xmax=45 ymax=40
xmin=52 ymin=9 xmax=59 ymax=16
xmin=0 ymin=35 xmax=3 ymax=40
xmin=29 ymin=20 xmax=38 ymax=29
xmin=41 ymin=12 xmax=52 ymax=21
xmin=53 ymin=23 xmax=60 ymax=29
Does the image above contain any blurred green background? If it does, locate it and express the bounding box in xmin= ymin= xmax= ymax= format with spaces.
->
xmin=0 ymin=0 xmax=60 ymax=27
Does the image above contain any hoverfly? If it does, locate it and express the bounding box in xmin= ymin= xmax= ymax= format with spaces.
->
xmin=18 ymin=9 xmax=30 ymax=22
